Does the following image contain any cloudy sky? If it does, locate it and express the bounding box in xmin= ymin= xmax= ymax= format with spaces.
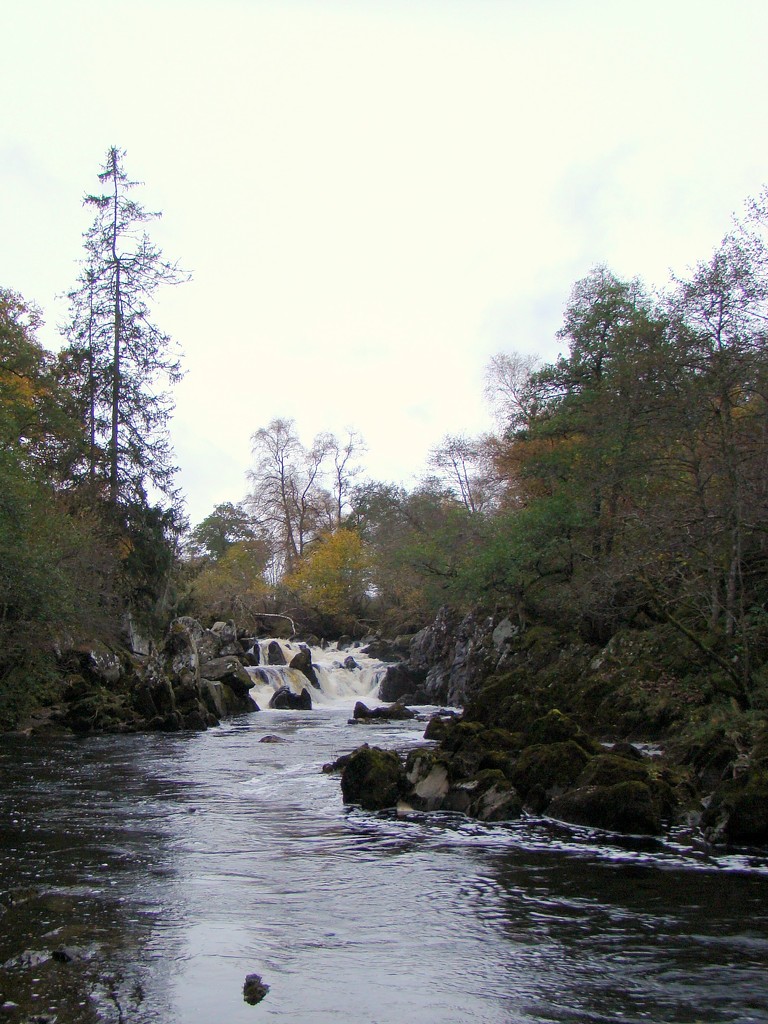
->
xmin=2 ymin=0 xmax=767 ymax=525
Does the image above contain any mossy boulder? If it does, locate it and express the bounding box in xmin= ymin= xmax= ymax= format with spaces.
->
xmin=63 ymin=685 xmax=138 ymax=734
xmin=469 ymin=769 xmax=523 ymax=821
xmin=702 ymin=769 xmax=768 ymax=844
xmin=576 ymin=754 xmax=678 ymax=821
xmin=340 ymin=745 xmax=407 ymax=810
xmin=439 ymin=719 xmax=488 ymax=753
xmin=577 ymin=753 xmax=653 ymax=789
xmin=548 ymin=781 xmax=663 ymax=835
xmin=526 ymin=709 xmax=601 ymax=755
xmin=423 ymin=712 xmax=459 ymax=741
xmin=478 ymin=749 xmax=516 ymax=776
xmin=510 ymin=740 xmax=592 ymax=809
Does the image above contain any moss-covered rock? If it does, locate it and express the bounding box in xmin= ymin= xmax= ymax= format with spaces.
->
xmin=439 ymin=719 xmax=487 ymax=752
xmin=340 ymin=745 xmax=407 ymax=810
xmin=526 ymin=709 xmax=601 ymax=754
xmin=63 ymin=685 xmax=139 ymax=734
xmin=702 ymin=769 xmax=768 ymax=844
xmin=423 ymin=713 xmax=453 ymax=741
xmin=510 ymin=740 xmax=592 ymax=809
xmin=577 ymin=753 xmax=653 ymax=789
xmin=469 ymin=770 xmax=523 ymax=822
xmin=478 ymin=749 xmax=515 ymax=775
xmin=548 ymin=781 xmax=662 ymax=835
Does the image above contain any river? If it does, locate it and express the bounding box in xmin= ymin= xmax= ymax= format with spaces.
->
xmin=1 ymin=644 xmax=767 ymax=1023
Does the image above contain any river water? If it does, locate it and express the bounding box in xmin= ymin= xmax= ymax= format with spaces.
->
xmin=1 ymin=645 xmax=767 ymax=1023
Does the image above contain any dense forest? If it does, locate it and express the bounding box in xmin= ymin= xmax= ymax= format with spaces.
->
xmin=3 ymin=148 xmax=768 ymax=736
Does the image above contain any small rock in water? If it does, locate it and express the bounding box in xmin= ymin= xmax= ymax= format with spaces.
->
xmin=243 ymin=973 xmax=270 ymax=1005
xmin=259 ymin=734 xmax=287 ymax=743
xmin=52 ymin=944 xmax=86 ymax=962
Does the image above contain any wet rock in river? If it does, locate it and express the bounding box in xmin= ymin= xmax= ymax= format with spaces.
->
xmin=378 ymin=663 xmax=423 ymax=703
xmin=340 ymin=745 xmax=407 ymax=810
xmin=3 ymin=949 xmax=51 ymax=969
xmin=509 ymin=741 xmax=592 ymax=809
xmin=269 ymin=686 xmax=312 ymax=710
xmin=702 ymin=769 xmax=768 ymax=844
xmin=289 ymin=646 xmax=321 ymax=688
xmin=267 ymin=641 xmax=287 ymax=666
xmin=352 ymin=700 xmax=416 ymax=722
xmin=243 ymin=973 xmax=270 ymax=1004
xmin=548 ymin=780 xmax=662 ymax=835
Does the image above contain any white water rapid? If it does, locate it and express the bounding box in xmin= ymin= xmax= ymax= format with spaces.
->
xmin=245 ymin=639 xmax=390 ymax=709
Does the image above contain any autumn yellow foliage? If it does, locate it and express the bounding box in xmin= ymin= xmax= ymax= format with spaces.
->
xmin=286 ymin=530 xmax=372 ymax=622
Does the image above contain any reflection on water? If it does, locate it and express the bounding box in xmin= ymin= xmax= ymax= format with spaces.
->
xmin=1 ymin=709 xmax=767 ymax=1023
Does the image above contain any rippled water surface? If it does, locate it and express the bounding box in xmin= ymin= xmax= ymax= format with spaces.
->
xmin=2 ymin=705 xmax=768 ymax=1023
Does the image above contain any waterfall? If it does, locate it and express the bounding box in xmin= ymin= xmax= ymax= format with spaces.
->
xmin=245 ymin=639 xmax=389 ymax=708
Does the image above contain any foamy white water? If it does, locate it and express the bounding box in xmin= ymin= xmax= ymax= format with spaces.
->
xmin=246 ymin=639 xmax=391 ymax=709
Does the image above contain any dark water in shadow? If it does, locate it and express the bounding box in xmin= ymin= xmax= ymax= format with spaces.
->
xmin=1 ymin=709 xmax=767 ymax=1023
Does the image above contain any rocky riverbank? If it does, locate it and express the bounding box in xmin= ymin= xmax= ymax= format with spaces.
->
xmin=331 ymin=700 xmax=768 ymax=845
xmin=15 ymin=617 xmax=261 ymax=736
xmin=12 ymin=602 xmax=768 ymax=846
xmin=342 ymin=609 xmax=768 ymax=846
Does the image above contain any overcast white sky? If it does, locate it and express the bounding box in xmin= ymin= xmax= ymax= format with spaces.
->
xmin=2 ymin=0 xmax=767 ymax=526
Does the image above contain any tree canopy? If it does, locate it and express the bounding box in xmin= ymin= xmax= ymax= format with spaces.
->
xmin=6 ymin=163 xmax=768 ymax=726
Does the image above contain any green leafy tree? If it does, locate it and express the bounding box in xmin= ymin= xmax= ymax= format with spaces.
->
xmin=0 ymin=289 xmax=84 ymax=480
xmin=188 ymin=502 xmax=263 ymax=561
xmin=0 ymin=289 xmax=120 ymax=725
xmin=349 ymin=480 xmax=480 ymax=631
xmin=644 ymin=233 xmax=768 ymax=699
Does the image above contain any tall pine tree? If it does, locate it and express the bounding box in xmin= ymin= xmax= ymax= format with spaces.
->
xmin=65 ymin=147 xmax=188 ymax=505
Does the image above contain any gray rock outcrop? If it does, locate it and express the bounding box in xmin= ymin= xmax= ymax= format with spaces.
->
xmin=381 ymin=607 xmax=521 ymax=706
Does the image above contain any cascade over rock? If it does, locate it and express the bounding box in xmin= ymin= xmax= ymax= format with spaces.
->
xmin=289 ymin=646 xmax=321 ymax=688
